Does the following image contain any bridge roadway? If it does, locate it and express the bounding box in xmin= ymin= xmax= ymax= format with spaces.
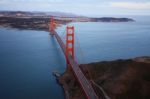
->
xmin=51 ymin=30 xmax=99 ymax=99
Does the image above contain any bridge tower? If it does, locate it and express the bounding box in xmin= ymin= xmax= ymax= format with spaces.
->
xmin=49 ymin=17 xmax=55 ymax=35
xmin=66 ymin=26 xmax=75 ymax=67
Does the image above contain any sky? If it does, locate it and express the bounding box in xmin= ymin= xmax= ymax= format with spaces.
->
xmin=0 ymin=0 xmax=150 ymax=16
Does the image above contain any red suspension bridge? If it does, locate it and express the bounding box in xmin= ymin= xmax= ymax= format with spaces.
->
xmin=49 ymin=17 xmax=101 ymax=99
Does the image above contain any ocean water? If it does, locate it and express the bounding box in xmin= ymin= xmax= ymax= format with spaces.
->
xmin=56 ymin=16 xmax=150 ymax=63
xmin=0 ymin=29 xmax=66 ymax=99
xmin=0 ymin=16 xmax=150 ymax=99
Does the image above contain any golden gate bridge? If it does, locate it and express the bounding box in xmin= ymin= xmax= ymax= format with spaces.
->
xmin=49 ymin=17 xmax=106 ymax=99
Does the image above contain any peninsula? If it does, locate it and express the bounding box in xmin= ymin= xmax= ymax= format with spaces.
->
xmin=0 ymin=11 xmax=134 ymax=31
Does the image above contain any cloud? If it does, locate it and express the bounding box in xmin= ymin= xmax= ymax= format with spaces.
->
xmin=110 ymin=2 xmax=150 ymax=9
xmin=0 ymin=0 xmax=63 ymax=3
xmin=0 ymin=0 xmax=63 ymax=5
xmin=0 ymin=0 xmax=150 ymax=16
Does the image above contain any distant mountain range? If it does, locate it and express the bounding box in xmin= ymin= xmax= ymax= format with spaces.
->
xmin=0 ymin=11 xmax=135 ymax=22
xmin=0 ymin=11 xmax=79 ymax=18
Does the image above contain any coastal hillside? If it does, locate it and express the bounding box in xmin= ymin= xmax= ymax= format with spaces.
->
xmin=0 ymin=17 xmax=71 ymax=31
xmin=0 ymin=11 xmax=134 ymax=31
xmin=59 ymin=57 xmax=150 ymax=99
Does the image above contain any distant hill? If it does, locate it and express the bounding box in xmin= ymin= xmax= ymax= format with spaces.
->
xmin=0 ymin=11 xmax=134 ymax=22
xmin=59 ymin=57 xmax=150 ymax=99
xmin=0 ymin=11 xmax=78 ymax=18
xmin=91 ymin=17 xmax=134 ymax=22
xmin=0 ymin=11 xmax=134 ymax=31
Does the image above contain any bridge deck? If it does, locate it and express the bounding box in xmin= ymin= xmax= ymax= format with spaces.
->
xmin=51 ymin=30 xmax=99 ymax=99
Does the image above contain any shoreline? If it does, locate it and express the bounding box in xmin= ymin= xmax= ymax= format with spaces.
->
xmin=0 ymin=17 xmax=71 ymax=31
xmin=0 ymin=16 xmax=134 ymax=31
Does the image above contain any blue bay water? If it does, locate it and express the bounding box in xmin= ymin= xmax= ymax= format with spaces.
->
xmin=0 ymin=16 xmax=150 ymax=99
xmin=0 ymin=29 xmax=66 ymax=99
xmin=56 ymin=16 xmax=150 ymax=63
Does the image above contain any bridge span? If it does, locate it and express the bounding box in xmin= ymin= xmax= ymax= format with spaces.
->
xmin=49 ymin=18 xmax=99 ymax=99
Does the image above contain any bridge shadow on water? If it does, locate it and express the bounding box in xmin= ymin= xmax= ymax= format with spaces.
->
xmin=49 ymin=35 xmax=66 ymax=73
